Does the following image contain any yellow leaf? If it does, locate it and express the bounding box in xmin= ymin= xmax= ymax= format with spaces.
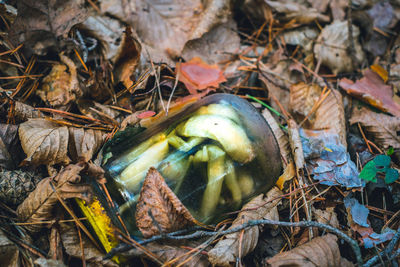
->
xmin=371 ymin=64 xmax=388 ymax=83
xmin=275 ymin=162 xmax=295 ymax=190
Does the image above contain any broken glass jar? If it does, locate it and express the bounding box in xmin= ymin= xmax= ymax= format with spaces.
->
xmin=78 ymin=93 xmax=282 ymax=252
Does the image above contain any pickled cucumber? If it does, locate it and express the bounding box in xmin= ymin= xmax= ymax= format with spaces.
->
xmin=224 ymin=158 xmax=242 ymax=205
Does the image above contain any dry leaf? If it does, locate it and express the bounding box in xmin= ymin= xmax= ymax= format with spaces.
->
xmin=113 ymin=26 xmax=141 ymax=89
xmin=266 ymin=234 xmax=354 ymax=267
xmin=34 ymin=258 xmax=66 ymax=267
xmin=19 ymin=118 xmax=70 ymax=166
xmin=135 ymin=167 xmax=197 ymax=238
xmin=314 ymin=20 xmax=364 ymax=74
xmin=340 ymin=69 xmax=400 ymax=117
xmin=0 ymin=139 xmax=12 ymax=169
xmin=288 ymin=119 xmax=305 ymax=170
xmin=77 ymin=99 xmax=121 ymax=124
xmin=208 ymin=187 xmax=282 ymax=266
xmin=262 ymin=109 xmax=291 ymax=164
xmin=176 ymin=57 xmax=226 ymax=94
xmin=312 ymin=207 xmax=339 ymax=228
xmin=37 ymin=55 xmax=81 ymax=107
xmin=8 ymin=0 xmax=88 ymax=56
xmin=0 ymin=229 xmax=19 ymax=267
xmin=60 ymin=223 xmax=118 ymax=267
xmin=290 ymin=82 xmax=321 ymax=123
xmin=16 ymin=163 xmax=91 ymax=233
xmin=330 ymin=0 xmax=347 ymax=21
xmin=68 ymin=127 xmax=106 ymax=162
xmin=349 ymin=106 xmax=400 ymax=150
xmin=13 ymin=101 xmax=44 ymax=122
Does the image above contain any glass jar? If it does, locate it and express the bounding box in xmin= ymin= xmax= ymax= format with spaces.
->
xmin=78 ymin=93 xmax=282 ymax=252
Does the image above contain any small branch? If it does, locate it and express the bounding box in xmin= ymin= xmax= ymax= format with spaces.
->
xmin=105 ymin=219 xmax=362 ymax=266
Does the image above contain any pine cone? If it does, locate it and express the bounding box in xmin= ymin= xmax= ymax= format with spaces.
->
xmin=0 ymin=170 xmax=42 ymax=207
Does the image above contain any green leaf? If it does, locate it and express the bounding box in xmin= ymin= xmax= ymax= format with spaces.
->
xmin=374 ymin=155 xmax=391 ymax=168
xmin=384 ymin=168 xmax=399 ymax=184
xmin=359 ymin=161 xmax=377 ymax=182
xmin=386 ymin=147 xmax=394 ymax=156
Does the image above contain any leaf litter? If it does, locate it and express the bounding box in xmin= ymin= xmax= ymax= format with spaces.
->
xmin=0 ymin=0 xmax=400 ymax=266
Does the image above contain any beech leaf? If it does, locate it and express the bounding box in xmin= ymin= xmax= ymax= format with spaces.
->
xmin=19 ymin=118 xmax=70 ymax=166
xmin=135 ymin=167 xmax=198 ymax=238
xmin=16 ymin=163 xmax=91 ymax=233
xmin=68 ymin=127 xmax=106 ymax=162
xmin=208 ymin=187 xmax=282 ymax=266
xmin=266 ymin=234 xmax=354 ymax=267
xmin=340 ymin=69 xmax=400 ymax=117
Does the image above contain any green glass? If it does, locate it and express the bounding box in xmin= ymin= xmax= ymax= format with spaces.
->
xmin=97 ymin=93 xmax=282 ymax=236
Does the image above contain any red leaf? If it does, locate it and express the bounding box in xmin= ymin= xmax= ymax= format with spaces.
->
xmin=176 ymin=57 xmax=226 ymax=94
xmin=339 ymin=69 xmax=400 ymax=117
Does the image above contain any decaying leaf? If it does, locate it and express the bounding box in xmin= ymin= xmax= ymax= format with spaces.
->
xmin=68 ymin=127 xmax=106 ymax=162
xmin=60 ymin=223 xmax=118 ymax=267
xmin=266 ymin=234 xmax=354 ymax=267
xmin=176 ymin=57 xmax=226 ymax=94
xmin=314 ymin=20 xmax=364 ymax=74
xmin=349 ymin=106 xmax=400 ymax=150
xmin=13 ymin=101 xmax=44 ymax=122
xmin=208 ymin=187 xmax=282 ymax=266
xmin=340 ymin=69 xmax=400 ymax=117
xmin=135 ymin=167 xmax=198 ymax=238
xmin=19 ymin=118 xmax=70 ymax=166
xmin=262 ymin=109 xmax=291 ymax=164
xmin=36 ymin=54 xmax=81 ymax=107
xmin=0 ymin=229 xmax=19 ymax=267
xmin=8 ymin=0 xmax=88 ymax=56
xmin=113 ymin=26 xmax=141 ymax=89
xmin=0 ymin=170 xmax=42 ymax=207
xmin=121 ymin=242 xmax=209 ymax=267
xmin=16 ymin=163 xmax=92 ymax=233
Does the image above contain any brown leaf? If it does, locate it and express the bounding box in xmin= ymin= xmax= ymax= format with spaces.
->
xmin=13 ymin=101 xmax=44 ymax=122
xmin=36 ymin=55 xmax=81 ymax=107
xmin=208 ymin=187 xmax=282 ymax=266
xmin=8 ymin=0 xmax=88 ymax=56
xmin=0 ymin=124 xmax=23 ymax=168
xmin=176 ymin=57 xmax=226 ymax=94
xmin=0 ymin=229 xmax=19 ymax=267
xmin=19 ymin=118 xmax=70 ymax=166
xmin=68 ymin=127 xmax=106 ymax=162
xmin=349 ymin=106 xmax=400 ymax=150
xmin=77 ymin=99 xmax=121 ymax=124
xmin=135 ymin=167 xmax=197 ymax=238
xmin=290 ymin=82 xmax=321 ymax=123
xmin=113 ymin=26 xmax=141 ymax=90
xmin=16 ymin=163 xmax=91 ymax=233
xmin=288 ymin=119 xmax=305 ymax=170
xmin=60 ymin=223 xmax=118 ymax=267
xmin=314 ymin=20 xmax=364 ymax=74
xmin=34 ymin=258 xmax=66 ymax=267
xmin=340 ymin=69 xmax=400 ymax=117
xmin=266 ymin=234 xmax=354 ymax=267
xmin=312 ymin=207 xmax=339 ymax=228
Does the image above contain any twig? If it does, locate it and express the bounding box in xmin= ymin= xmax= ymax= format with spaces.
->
xmin=105 ymin=219 xmax=363 ymax=266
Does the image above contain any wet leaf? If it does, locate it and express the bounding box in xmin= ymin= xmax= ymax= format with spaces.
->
xmin=208 ymin=188 xmax=282 ymax=266
xmin=19 ymin=118 xmax=70 ymax=166
xmin=349 ymin=107 xmax=400 ymax=150
xmin=16 ymin=163 xmax=91 ymax=233
xmin=340 ymin=69 xmax=400 ymax=117
xmin=60 ymin=223 xmax=118 ymax=267
xmin=113 ymin=26 xmax=141 ymax=90
xmin=36 ymin=55 xmax=81 ymax=107
xmin=8 ymin=0 xmax=88 ymax=56
xmin=266 ymin=234 xmax=354 ymax=267
xmin=314 ymin=20 xmax=364 ymax=74
xmin=176 ymin=57 xmax=226 ymax=94
xmin=68 ymin=127 xmax=106 ymax=162
xmin=135 ymin=167 xmax=198 ymax=238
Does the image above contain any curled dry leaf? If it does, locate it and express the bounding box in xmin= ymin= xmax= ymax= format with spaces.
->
xmin=314 ymin=20 xmax=364 ymax=74
xmin=113 ymin=26 xmax=141 ymax=89
xmin=340 ymin=69 xmax=400 ymax=117
xmin=12 ymin=101 xmax=44 ymax=122
xmin=135 ymin=167 xmax=198 ymax=238
xmin=16 ymin=163 xmax=91 ymax=233
xmin=19 ymin=118 xmax=70 ymax=166
xmin=60 ymin=223 xmax=118 ymax=267
xmin=36 ymin=54 xmax=81 ymax=107
xmin=176 ymin=57 xmax=226 ymax=94
xmin=349 ymin=106 xmax=400 ymax=150
xmin=68 ymin=127 xmax=106 ymax=162
xmin=208 ymin=187 xmax=282 ymax=266
xmin=262 ymin=109 xmax=291 ymax=164
xmin=266 ymin=234 xmax=354 ymax=267
xmin=121 ymin=242 xmax=209 ymax=267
